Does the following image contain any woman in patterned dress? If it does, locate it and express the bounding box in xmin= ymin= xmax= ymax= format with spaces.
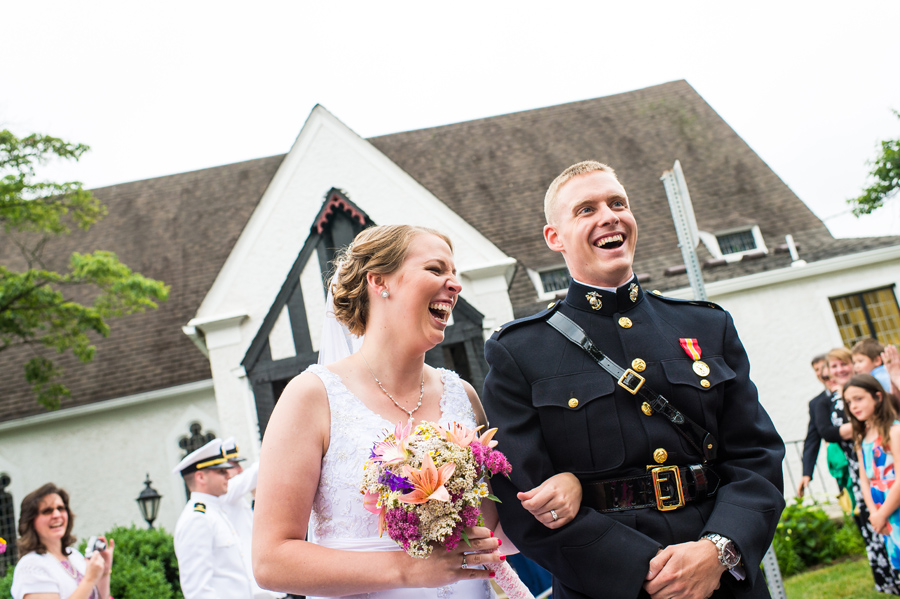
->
xmin=828 ymin=348 xmax=900 ymax=594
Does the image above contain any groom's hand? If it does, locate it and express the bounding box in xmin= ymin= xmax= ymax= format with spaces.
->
xmin=642 ymin=541 xmax=723 ymax=599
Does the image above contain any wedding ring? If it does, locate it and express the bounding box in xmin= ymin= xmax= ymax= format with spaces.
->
xmin=461 ymin=555 xmax=468 ymax=569
xmin=550 ymin=509 xmax=559 ymax=521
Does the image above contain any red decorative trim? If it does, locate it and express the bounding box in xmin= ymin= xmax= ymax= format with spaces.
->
xmin=314 ymin=190 xmax=368 ymax=234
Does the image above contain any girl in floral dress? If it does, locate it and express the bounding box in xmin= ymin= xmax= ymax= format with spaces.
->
xmin=846 ymin=373 xmax=900 ymax=586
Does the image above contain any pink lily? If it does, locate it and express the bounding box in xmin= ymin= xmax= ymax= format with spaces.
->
xmin=440 ymin=422 xmax=479 ymax=448
xmin=400 ymin=453 xmax=456 ymax=504
xmin=372 ymin=421 xmax=413 ymax=464
xmin=474 ymin=427 xmax=499 ymax=449
xmin=363 ymin=491 xmax=387 ymax=535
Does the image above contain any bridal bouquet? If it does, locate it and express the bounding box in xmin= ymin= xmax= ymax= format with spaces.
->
xmin=360 ymin=421 xmax=533 ymax=599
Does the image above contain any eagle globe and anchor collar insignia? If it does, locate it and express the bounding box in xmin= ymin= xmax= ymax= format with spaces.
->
xmin=565 ymin=277 xmax=645 ymax=316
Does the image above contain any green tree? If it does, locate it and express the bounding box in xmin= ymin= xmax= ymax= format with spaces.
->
xmin=0 ymin=130 xmax=169 ymax=409
xmin=850 ymin=110 xmax=900 ymax=216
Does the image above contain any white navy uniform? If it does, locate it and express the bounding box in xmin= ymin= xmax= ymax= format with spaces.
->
xmin=175 ymin=491 xmax=254 ymax=599
xmin=220 ymin=463 xmax=282 ymax=599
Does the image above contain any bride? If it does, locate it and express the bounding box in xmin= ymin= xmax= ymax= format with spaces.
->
xmin=253 ymin=225 xmax=580 ymax=598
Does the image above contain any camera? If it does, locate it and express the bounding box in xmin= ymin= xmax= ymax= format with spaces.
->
xmin=84 ymin=536 xmax=107 ymax=559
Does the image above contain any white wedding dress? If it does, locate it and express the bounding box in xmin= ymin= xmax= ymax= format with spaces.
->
xmin=306 ymin=364 xmax=496 ymax=599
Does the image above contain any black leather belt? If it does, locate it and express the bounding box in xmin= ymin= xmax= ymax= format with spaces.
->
xmin=582 ymin=464 xmax=720 ymax=512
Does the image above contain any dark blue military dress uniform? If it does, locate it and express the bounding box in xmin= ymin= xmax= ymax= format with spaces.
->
xmin=483 ymin=277 xmax=785 ymax=599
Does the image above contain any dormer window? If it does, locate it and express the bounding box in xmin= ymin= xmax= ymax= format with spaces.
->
xmin=711 ymin=225 xmax=767 ymax=262
xmin=528 ymin=266 xmax=571 ymax=300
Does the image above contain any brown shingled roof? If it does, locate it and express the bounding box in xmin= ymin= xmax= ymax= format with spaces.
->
xmin=368 ymin=80 xmax=837 ymax=290
xmin=0 ymin=155 xmax=284 ymax=421
xmin=4 ymin=80 xmax=893 ymax=421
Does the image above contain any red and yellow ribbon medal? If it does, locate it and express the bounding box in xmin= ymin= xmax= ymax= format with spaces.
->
xmin=679 ymin=338 xmax=710 ymax=376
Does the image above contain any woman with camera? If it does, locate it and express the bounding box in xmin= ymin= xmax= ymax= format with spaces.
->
xmin=11 ymin=483 xmax=114 ymax=599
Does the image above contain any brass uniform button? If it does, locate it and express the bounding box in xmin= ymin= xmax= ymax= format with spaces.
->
xmin=618 ymin=317 xmax=633 ymax=329
xmin=641 ymin=402 xmax=653 ymax=416
xmin=700 ymin=379 xmax=711 ymax=388
xmin=568 ymin=398 xmax=579 ymax=408
xmin=692 ymin=360 xmax=710 ymax=376
xmin=653 ymin=448 xmax=668 ymax=464
xmin=631 ymin=358 xmax=646 ymax=372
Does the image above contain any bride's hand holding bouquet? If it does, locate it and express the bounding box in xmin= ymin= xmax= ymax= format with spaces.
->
xmin=361 ymin=420 xmax=535 ymax=599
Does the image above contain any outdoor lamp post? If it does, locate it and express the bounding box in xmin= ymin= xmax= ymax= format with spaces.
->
xmin=136 ymin=473 xmax=162 ymax=529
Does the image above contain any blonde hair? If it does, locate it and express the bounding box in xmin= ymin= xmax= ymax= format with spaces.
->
xmin=544 ymin=161 xmax=618 ymax=224
xmin=826 ymin=347 xmax=853 ymax=367
xmin=331 ymin=225 xmax=453 ymax=336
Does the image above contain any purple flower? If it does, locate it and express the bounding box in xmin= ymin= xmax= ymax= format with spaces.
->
xmin=460 ymin=505 xmax=480 ymax=527
xmin=384 ymin=508 xmax=421 ymax=550
xmin=379 ymin=471 xmax=415 ymax=493
xmin=470 ymin=442 xmax=489 ymax=468
xmin=486 ymin=451 xmax=512 ymax=476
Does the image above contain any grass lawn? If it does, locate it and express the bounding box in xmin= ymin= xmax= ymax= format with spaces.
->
xmin=783 ymin=556 xmax=887 ymax=599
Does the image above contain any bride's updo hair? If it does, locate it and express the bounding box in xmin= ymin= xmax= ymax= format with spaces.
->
xmin=332 ymin=224 xmax=453 ymax=336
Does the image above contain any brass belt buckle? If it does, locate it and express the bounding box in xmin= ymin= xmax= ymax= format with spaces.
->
xmin=651 ymin=466 xmax=685 ymax=511
xmin=617 ymin=368 xmax=645 ymax=395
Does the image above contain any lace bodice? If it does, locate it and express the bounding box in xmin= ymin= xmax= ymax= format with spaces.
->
xmin=306 ymin=364 xmax=480 ymax=542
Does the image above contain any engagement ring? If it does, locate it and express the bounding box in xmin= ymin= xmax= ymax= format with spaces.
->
xmin=461 ymin=555 xmax=468 ymax=569
xmin=550 ymin=509 xmax=559 ymax=521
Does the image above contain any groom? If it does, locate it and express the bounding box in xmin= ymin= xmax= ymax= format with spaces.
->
xmin=483 ymin=161 xmax=785 ymax=599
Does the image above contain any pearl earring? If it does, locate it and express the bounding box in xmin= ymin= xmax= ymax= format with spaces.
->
xmin=381 ymin=289 xmax=389 ymax=299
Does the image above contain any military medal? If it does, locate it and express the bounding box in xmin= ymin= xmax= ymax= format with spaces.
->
xmin=679 ymin=338 xmax=710 ymax=376
xmin=586 ymin=291 xmax=603 ymax=310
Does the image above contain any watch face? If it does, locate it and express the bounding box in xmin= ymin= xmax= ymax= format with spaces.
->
xmin=721 ymin=541 xmax=741 ymax=568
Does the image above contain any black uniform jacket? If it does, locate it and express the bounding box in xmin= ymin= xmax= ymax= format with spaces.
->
xmin=801 ymin=390 xmax=839 ymax=478
xmin=483 ymin=278 xmax=785 ymax=599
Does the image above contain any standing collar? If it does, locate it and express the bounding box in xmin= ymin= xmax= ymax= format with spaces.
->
xmin=564 ymin=275 xmax=644 ymax=315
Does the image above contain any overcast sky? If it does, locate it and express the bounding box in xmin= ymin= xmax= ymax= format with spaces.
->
xmin=3 ymin=1 xmax=899 ymax=239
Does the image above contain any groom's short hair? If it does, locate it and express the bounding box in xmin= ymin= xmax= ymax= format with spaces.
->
xmin=544 ymin=161 xmax=618 ymax=225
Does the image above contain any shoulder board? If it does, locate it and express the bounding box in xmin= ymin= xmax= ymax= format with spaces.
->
xmin=646 ymin=289 xmax=723 ymax=311
xmin=491 ymin=300 xmax=562 ymax=339
xmin=193 ymin=502 xmax=207 ymax=513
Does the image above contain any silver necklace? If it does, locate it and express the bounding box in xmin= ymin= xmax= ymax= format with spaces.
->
xmin=361 ymin=353 xmax=424 ymax=423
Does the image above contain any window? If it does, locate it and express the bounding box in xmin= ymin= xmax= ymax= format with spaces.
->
xmin=540 ymin=268 xmax=571 ymax=293
xmin=830 ymin=286 xmax=900 ymax=347
xmin=712 ymin=225 xmax=767 ymax=262
xmin=528 ymin=266 xmax=571 ymax=300
xmin=717 ymin=230 xmax=757 ymax=254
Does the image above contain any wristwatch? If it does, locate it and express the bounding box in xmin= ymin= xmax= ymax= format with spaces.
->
xmin=701 ymin=533 xmax=741 ymax=569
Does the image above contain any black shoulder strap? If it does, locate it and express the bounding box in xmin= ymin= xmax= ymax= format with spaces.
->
xmin=547 ymin=311 xmax=717 ymax=463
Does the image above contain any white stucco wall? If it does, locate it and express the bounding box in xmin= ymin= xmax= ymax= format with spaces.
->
xmin=0 ymin=381 xmax=218 ymax=539
xmin=188 ymin=105 xmax=518 ymax=457
xmin=666 ymin=246 xmax=900 ymax=500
